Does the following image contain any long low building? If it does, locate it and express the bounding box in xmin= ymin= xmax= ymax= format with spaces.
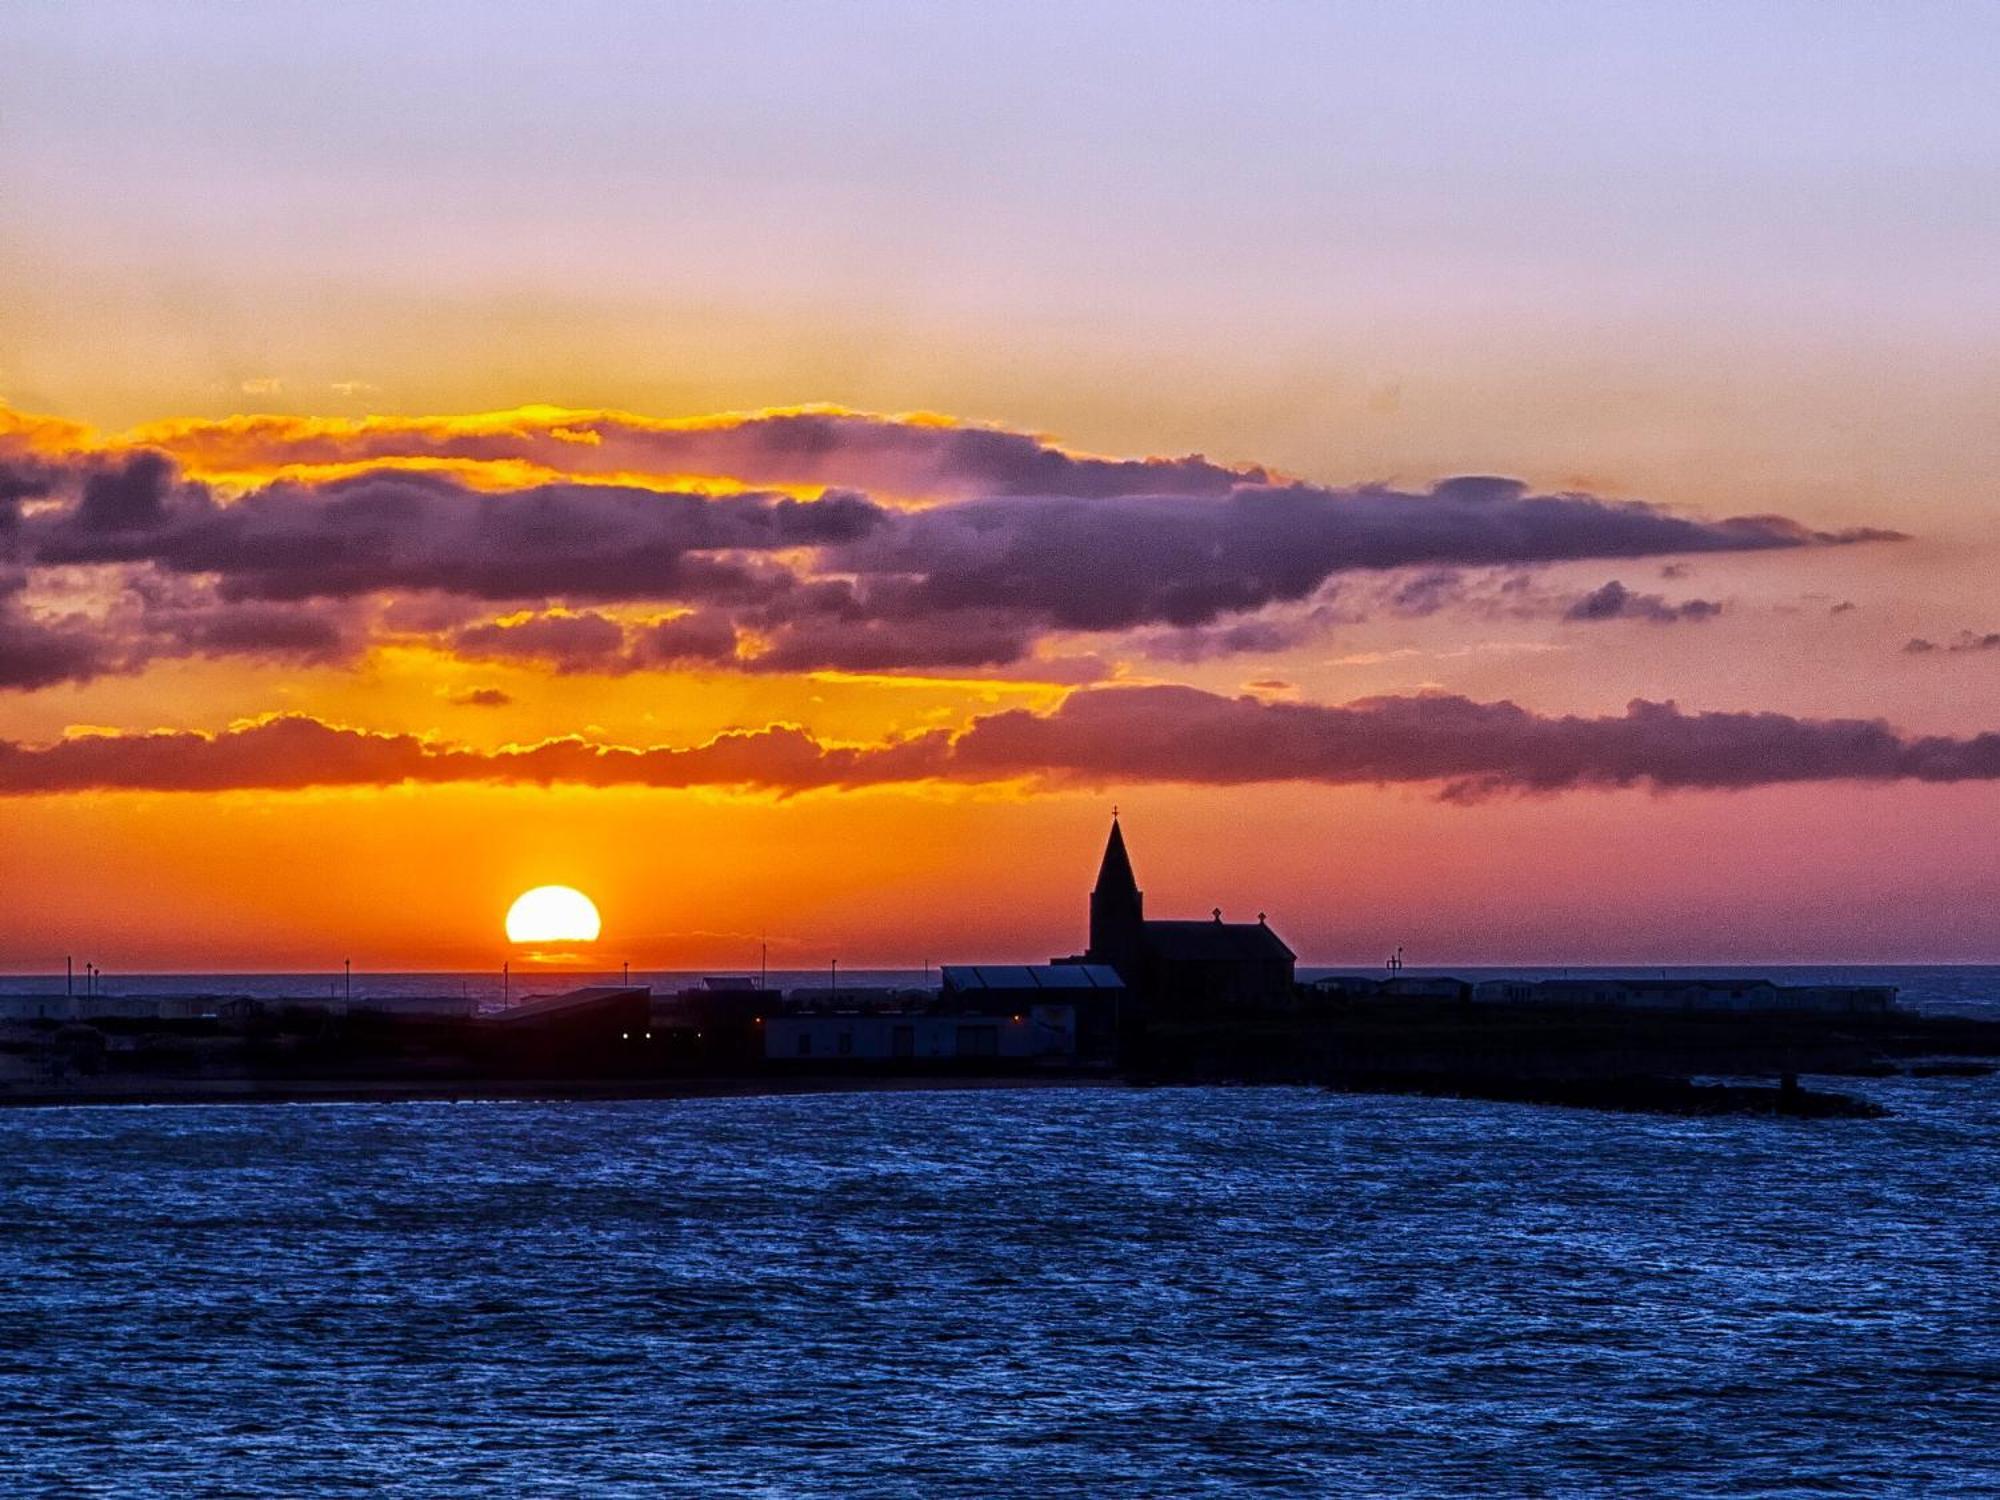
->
xmin=0 ymin=995 xmax=90 ymax=1023
xmin=765 ymin=1007 xmax=1076 ymax=1063
xmin=1469 ymin=978 xmax=1899 ymax=1015
xmin=482 ymin=986 xmax=651 ymax=1031
xmin=0 ymin=992 xmax=480 ymax=1024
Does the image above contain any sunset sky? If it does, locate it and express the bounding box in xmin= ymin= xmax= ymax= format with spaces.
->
xmin=3 ymin=3 xmax=1998 ymax=969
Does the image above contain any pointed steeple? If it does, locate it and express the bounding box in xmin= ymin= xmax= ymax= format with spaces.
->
xmin=1094 ymin=814 xmax=1138 ymax=899
xmin=1087 ymin=813 xmax=1144 ymax=976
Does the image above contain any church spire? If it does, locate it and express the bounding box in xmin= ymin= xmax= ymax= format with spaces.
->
xmin=1087 ymin=813 xmax=1144 ymax=976
xmin=1094 ymin=813 xmax=1138 ymax=899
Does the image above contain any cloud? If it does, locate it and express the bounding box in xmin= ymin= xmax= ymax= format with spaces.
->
xmin=742 ymin=603 xmax=1042 ymax=674
xmin=126 ymin=573 xmax=362 ymax=664
xmin=452 ymin=610 xmax=630 ymax=673
xmin=1563 ymin=580 xmax=1723 ymax=624
xmin=157 ymin=605 xmax=354 ymax=662
xmin=448 ymin=607 xmax=742 ymax=674
xmin=120 ymin=405 xmax=1266 ymax=500
xmin=33 ymin=463 xmax=884 ymax=603
xmin=838 ymin=486 xmax=1866 ymax=636
xmin=71 ymin=451 xmax=186 ymax=535
xmin=1131 ymin=609 xmax=1344 ymax=663
xmin=1355 ymin=569 xmax=1722 ymax=627
xmin=0 ymin=714 xmax=952 ymax=796
xmin=0 ymin=402 xmax=1906 ymax=683
xmin=0 ymin=605 xmax=119 ymax=690
xmin=1906 ymin=630 xmax=2000 ymax=656
xmin=23 ymin=461 xmax=1861 ymax=622
xmin=442 ymin=599 xmax=1106 ymax=682
xmin=0 ymin=457 xmax=63 ymax=528
xmin=627 ymin=610 xmax=742 ymax=668
xmin=444 ymin=685 xmax=513 ymax=708
xmin=945 ymin=687 xmax=2000 ymax=799
xmin=5 ymin=687 xmax=1997 ymax=800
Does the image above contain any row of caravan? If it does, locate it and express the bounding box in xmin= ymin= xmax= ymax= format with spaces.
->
xmin=1309 ymin=974 xmax=1899 ymax=1015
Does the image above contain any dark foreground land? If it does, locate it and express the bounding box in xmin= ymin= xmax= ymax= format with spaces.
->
xmin=5 ymin=998 xmax=1996 ymax=1116
xmin=1130 ymin=1000 xmax=2000 ymax=1117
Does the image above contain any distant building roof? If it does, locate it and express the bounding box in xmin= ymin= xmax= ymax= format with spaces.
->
xmin=485 ymin=985 xmax=649 ymax=1026
xmin=941 ymin=964 xmax=1126 ymax=992
xmin=1534 ymin=977 xmax=1780 ymax=994
xmin=1143 ymin=920 xmax=1296 ymax=964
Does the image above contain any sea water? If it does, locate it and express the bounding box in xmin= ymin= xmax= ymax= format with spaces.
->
xmin=0 ymin=969 xmax=1996 ymax=1496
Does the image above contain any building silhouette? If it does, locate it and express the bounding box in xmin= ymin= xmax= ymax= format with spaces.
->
xmin=1064 ymin=815 xmax=1296 ymax=1012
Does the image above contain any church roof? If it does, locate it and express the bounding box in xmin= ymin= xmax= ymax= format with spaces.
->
xmin=1094 ymin=817 xmax=1139 ymax=897
xmin=1143 ymin=919 xmax=1296 ymax=964
xmin=942 ymin=964 xmax=1126 ymax=993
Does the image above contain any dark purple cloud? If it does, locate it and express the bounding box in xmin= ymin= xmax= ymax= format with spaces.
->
xmin=1130 ymin=615 xmax=1329 ymax=663
xmin=23 ymin=458 xmax=1889 ymax=620
xmin=449 ymin=609 xmax=742 ymax=673
xmin=627 ymin=611 xmax=742 ymax=668
xmin=73 ymin=451 xmax=183 ymax=534
xmin=1564 ymin=580 xmax=1723 ymax=624
xmin=136 ymin=593 xmax=359 ymax=665
xmin=2 ymin=428 xmax=1905 ymax=683
xmin=743 ymin=608 xmax=1038 ymax=674
xmin=0 ymin=561 xmax=363 ymax=685
xmin=0 ymin=605 xmax=118 ymax=690
xmin=452 ymin=610 xmax=630 ymax=673
xmin=839 ymin=484 xmax=1873 ymax=634
xmin=0 ymin=458 xmax=60 ymax=541
xmin=34 ymin=465 xmax=884 ymax=602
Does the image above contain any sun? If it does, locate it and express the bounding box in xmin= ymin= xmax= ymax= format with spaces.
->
xmin=505 ymin=885 xmax=602 ymax=945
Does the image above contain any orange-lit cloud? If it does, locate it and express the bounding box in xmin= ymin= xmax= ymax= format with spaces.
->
xmin=4 ymin=687 xmax=1996 ymax=800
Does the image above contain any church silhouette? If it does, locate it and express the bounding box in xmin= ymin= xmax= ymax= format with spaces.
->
xmin=1059 ymin=816 xmax=1296 ymax=1013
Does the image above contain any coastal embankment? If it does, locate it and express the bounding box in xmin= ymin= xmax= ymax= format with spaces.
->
xmin=1124 ymin=1000 xmax=2000 ymax=1117
xmin=5 ymin=998 xmax=1995 ymax=1115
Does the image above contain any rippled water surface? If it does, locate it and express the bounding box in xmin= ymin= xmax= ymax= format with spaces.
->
xmin=3 ymin=1071 xmax=1998 ymax=1497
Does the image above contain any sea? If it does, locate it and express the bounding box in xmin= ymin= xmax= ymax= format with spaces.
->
xmin=2 ymin=966 xmax=1996 ymax=1496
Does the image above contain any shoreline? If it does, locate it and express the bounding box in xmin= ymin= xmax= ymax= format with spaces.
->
xmin=0 ymin=1068 xmax=1899 ymax=1118
xmin=9 ymin=1000 xmax=1993 ymax=1117
xmin=0 ymin=1071 xmax=1119 ymax=1111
